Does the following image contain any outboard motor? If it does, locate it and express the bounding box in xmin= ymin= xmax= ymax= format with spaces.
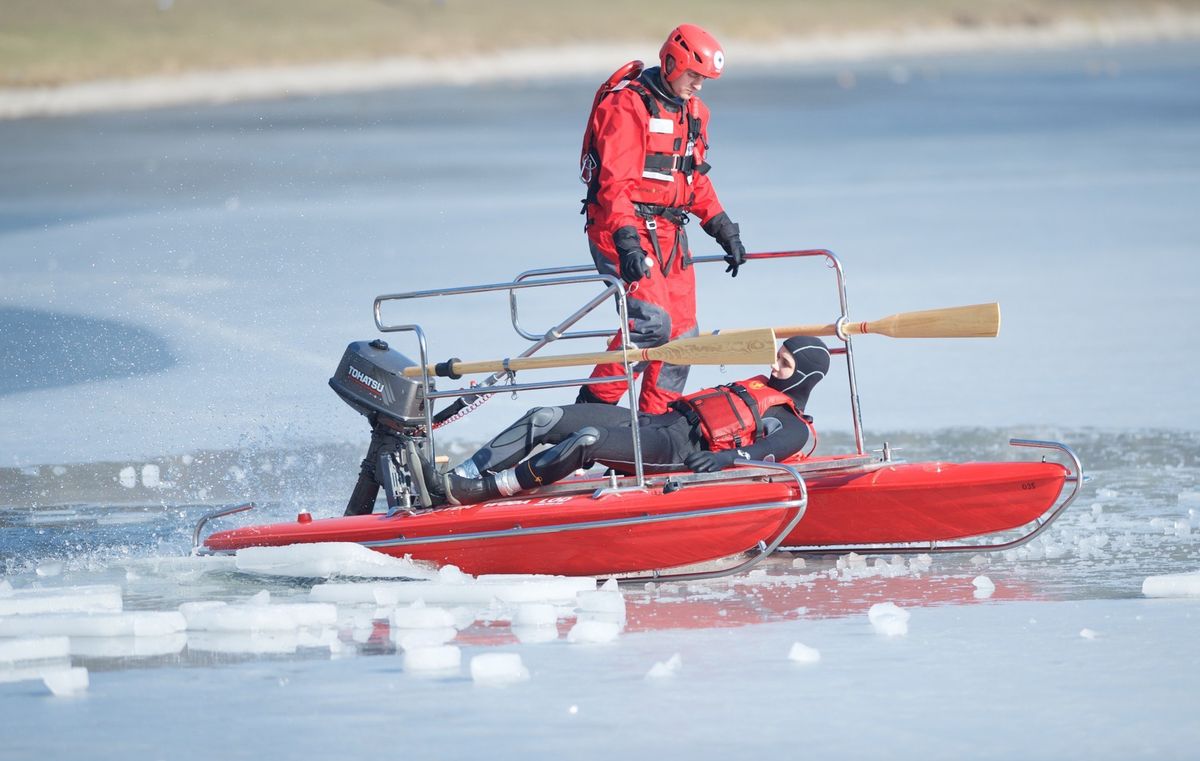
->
xmin=330 ymin=339 xmax=436 ymax=516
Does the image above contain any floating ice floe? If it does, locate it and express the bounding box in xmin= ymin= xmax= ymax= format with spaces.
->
xmin=404 ymin=644 xmax=461 ymax=673
xmin=868 ymin=602 xmax=911 ymax=637
xmin=646 ymin=653 xmax=683 ymax=679
xmin=0 ymin=610 xmax=186 ymax=638
xmin=311 ymin=571 xmax=595 ymax=608
xmin=185 ymin=629 xmax=339 ymax=655
xmin=390 ymin=599 xmax=458 ymax=630
xmin=1080 ymin=628 xmax=1099 ymax=639
xmin=470 ymin=652 xmax=529 ymax=685
xmin=1141 ymin=570 xmax=1200 ymax=598
xmin=576 ymin=579 xmax=626 ymax=622
xmin=567 ymin=619 xmax=621 ymax=644
xmin=42 ymin=667 xmax=89 ymax=697
xmin=0 ymin=636 xmax=70 ymax=665
xmin=179 ymin=597 xmax=337 ymax=632
xmin=235 ymin=543 xmax=439 ymax=579
xmin=972 ymin=575 xmax=996 ymax=599
xmin=787 ymin=642 xmax=821 ymax=664
xmin=0 ymin=584 xmax=123 ymax=617
xmin=68 ymin=634 xmax=188 ymax=659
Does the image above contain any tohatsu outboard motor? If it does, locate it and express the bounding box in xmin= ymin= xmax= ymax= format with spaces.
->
xmin=330 ymin=339 xmax=437 ymax=515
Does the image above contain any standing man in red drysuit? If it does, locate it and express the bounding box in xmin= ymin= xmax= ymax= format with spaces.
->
xmin=578 ymin=23 xmax=747 ymax=414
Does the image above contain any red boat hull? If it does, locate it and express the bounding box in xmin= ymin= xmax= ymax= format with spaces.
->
xmin=788 ymin=459 xmax=1069 ymax=546
xmin=203 ymin=458 xmax=1069 ymax=576
xmin=204 ymin=482 xmax=799 ymax=577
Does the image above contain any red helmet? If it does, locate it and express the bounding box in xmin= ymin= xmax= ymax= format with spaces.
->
xmin=659 ymin=24 xmax=725 ymax=83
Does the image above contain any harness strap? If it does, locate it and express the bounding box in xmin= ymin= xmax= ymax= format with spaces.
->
xmin=725 ymin=383 xmax=765 ymax=443
xmin=633 ymin=203 xmax=690 ymax=274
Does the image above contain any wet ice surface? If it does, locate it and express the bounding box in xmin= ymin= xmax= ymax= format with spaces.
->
xmin=1 ymin=432 xmax=1199 ymax=757
xmin=3 ymin=41 xmax=1200 ymax=757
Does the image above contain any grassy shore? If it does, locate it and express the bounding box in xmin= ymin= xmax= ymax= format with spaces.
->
xmin=3 ymin=0 xmax=1199 ymax=87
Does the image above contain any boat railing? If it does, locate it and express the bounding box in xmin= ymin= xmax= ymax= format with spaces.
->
xmin=373 ymin=271 xmax=650 ymax=484
xmin=509 ymin=249 xmax=867 ymax=454
xmin=373 ymin=248 xmax=869 ymax=491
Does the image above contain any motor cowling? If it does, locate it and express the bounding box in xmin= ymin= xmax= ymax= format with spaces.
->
xmin=329 ymin=339 xmax=428 ymax=430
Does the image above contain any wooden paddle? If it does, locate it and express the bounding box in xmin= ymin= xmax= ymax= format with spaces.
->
xmin=731 ymin=302 xmax=1001 ymax=340
xmin=402 ymin=327 xmax=779 ymax=379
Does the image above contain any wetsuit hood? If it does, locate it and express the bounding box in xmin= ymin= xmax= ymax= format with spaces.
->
xmin=767 ymin=336 xmax=831 ymax=410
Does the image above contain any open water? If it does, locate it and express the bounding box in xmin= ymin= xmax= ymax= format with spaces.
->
xmin=2 ymin=40 xmax=1199 ymax=760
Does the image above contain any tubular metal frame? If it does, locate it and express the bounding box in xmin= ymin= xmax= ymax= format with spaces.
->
xmin=374 ymin=272 xmax=649 ymax=485
xmin=510 ymin=250 xmax=867 ymax=454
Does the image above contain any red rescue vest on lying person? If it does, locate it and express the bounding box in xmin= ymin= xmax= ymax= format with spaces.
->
xmin=675 ymin=375 xmax=800 ymax=452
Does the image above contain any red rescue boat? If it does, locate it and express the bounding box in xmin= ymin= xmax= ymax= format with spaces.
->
xmin=195 ymin=250 xmax=1084 ymax=580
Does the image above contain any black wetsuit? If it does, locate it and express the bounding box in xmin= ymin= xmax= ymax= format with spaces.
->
xmin=465 ymin=401 xmax=810 ymax=477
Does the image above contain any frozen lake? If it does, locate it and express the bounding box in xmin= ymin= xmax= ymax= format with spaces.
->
xmin=2 ymin=40 xmax=1199 ymax=759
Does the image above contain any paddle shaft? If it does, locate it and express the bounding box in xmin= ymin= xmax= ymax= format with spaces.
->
xmin=401 ymin=327 xmax=778 ymax=379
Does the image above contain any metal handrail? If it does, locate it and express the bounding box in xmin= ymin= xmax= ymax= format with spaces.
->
xmin=783 ymin=438 xmax=1085 ymax=557
xmin=191 ymin=502 xmax=255 ymax=554
xmin=509 ymin=248 xmax=866 ymax=453
xmin=374 ymin=272 xmax=648 ymax=485
xmin=615 ymin=459 xmax=810 ymax=584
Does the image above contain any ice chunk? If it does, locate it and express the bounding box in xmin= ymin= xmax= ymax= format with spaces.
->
xmin=186 ymin=631 xmax=300 ymax=655
xmin=404 ymin=645 xmax=461 ymax=673
xmin=791 ymin=558 xmax=806 ymax=569
xmin=576 ymin=578 xmax=626 ymax=622
xmin=470 ymin=652 xmax=529 ymax=685
xmin=480 ymin=575 xmax=597 ymax=604
xmin=35 ymin=561 xmax=63 ymax=578
xmin=0 ymin=585 xmax=123 ymax=616
xmin=0 ymin=611 xmax=186 ymax=638
xmin=512 ymin=625 xmax=559 ymax=644
xmin=68 ymin=634 xmax=187 ymax=659
xmin=394 ymin=628 xmax=457 ymax=650
xmin=141 ymin=464 xmax=161 ymax=488
xmin=391 ymin=600 xmax=456 ymax=630
xmin=645 ymin=653 xmax=683 ymax=679
xmin=567 ymin=619 xmax=621 ymax=644
xmin=972 ymin=575 xmax=996 ymax=599
xmin=868 ymin=602 xmax=910 ymax=637
xmin=235 ymin=543 xmax=438 ymax=580
xmin=1142 ymin=570 xmax=1200 ymax=598
xmin=787 ymin=642 xmax=821 ymax=664
xmin=42 ymin=667 xmax=89 ymax=697
xmin=179 ymin=600 xmax=337 ymax=631
xmin=1080 ymin=628 xmax=1099 ymax=639
xmin=0 ymin=580 xmax=12 ymax=597
xmin=118 ymin=466 xmax=137 ymax=488
xmin=514 ymin=603 xmax=558 ymax=628
xmin=0 ymin=636 xmax=71 ymax=664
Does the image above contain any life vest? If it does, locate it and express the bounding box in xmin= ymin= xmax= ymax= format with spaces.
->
xmin=580 ymin=63 xmax=711 ymax=214
xmin=675 ymin=376 xmax=802 ymax=452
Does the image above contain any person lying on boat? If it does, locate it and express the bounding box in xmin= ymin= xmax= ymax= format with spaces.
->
xmin=417 ymin=336 xmax=831 ymax=507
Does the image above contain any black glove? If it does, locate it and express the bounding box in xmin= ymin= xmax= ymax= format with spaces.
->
xmin=613 ymin=226 xmax=651 ymax=284
xmin=685 ymin=450 xmax=733 ymax=473
xmin=702 ymin=212 xmax=746 ymax=278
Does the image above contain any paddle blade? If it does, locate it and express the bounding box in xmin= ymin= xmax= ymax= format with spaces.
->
xmin=863 ymin=302 xmax=1001 ymax=338
xmin=648 ymin=327 xmax=777 ymax=366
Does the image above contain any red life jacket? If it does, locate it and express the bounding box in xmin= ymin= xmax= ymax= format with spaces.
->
xmin=676 ymin=375 xmax=799 ymax=452
xmin=580 ymin=63 xmax=711 ymax=214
